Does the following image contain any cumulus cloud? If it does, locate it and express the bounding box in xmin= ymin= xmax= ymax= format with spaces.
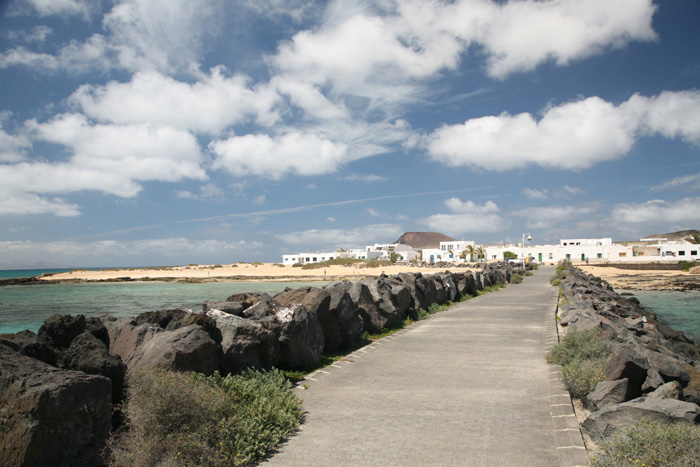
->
xmin=1 ymin=113 xmax=206 ymax=216
xmin=420 ymin=198 xmax=507 ymax=236
xmin=276 ymin=223 xmax=403 ymax=247
xmin=0 ymin=192 xmax=80 ymax=217
xmin=609 ymin=197 xmax=700 ymax=227
xmin=70 ymin=68 xmax=280 ymax=134
xmin=427 ymin=91 xmax=700 ymax=171
xmin=344 ymin=173 xmax=388 ymax=182
xmin=210 ymin=132 xmax=347 ymax=179
xmin=0 ymin=114 xmax=30 ymax=162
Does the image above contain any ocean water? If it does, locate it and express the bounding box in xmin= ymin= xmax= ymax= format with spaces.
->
xmin=0 ymin=272 xmax=327 ymax=335
xmin=631 ymin=290 xmax=700 ymax=341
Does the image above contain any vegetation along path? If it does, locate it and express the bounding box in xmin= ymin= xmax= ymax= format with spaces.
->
xmin=264 ymin=266 xmax=588 ymax=467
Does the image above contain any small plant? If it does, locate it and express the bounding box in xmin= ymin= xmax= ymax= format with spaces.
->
xmin=108 ymin=367 xmax=302 ymax=467
xmin=590 ymin=417 xmax=700 ymax=467
xmin=550 ymin=277 xmax=561 ymax=286
xmin=510 ymin=273 xmax=523 ymax=284
xmin=547 ymin=329 xmax=610 ymax=400
xmin=530 ymin=263 xmax=539 ymax=270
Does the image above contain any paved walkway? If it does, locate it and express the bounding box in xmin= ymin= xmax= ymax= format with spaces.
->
xmin=264 ymin=267 xmax=588 ymax=466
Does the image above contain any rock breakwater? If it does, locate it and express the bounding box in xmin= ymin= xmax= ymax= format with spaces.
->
xmin=0 ymin=262 xmax=520 ymax=466
xmin=555 ymin=265 xmax=700 ymax=446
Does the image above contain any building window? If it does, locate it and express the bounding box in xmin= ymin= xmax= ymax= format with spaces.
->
xmin=619 ymin=253 xmax=627 ymax=257
xmin=679 ymin=251 xmax=686 ymax=256
xmin=549 ymin=253 xmax=553 ymax=260
xmin=597 ymin=253 xmax=602 ymax=258
xmin=692 ymin=251 xmax=698 ymax=256
xmin=566 ymin=254 xmax=571 ymax=260
xmin=492 ymin=255 xmax=497 ymax=259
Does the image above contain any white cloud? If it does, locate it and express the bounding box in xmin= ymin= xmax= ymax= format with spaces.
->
xmin=610 ymin=197 xmax=700 ymax=227
xmin=0 ymin=35 xmax=113 ymax=74
xmin=479 ymin=0 xmax=657 ymax=78
xmin=522 ymin=188 xmax=549 ymax=200
xmin=367 ymin=208 xmax=382 ymax=217
xmin=344 ymin=173 xmax=388 ymax=182
xmin=210 ymin=132 xmax=347 ymax=179
xmin=70 ymin=68 xmax=280 ymax=134
xmin=0 ymin=114 xmax=30 ymax=162
xmin=326 ymin=216 xmax=336 ymax=222
xmin=1 ymin=114 xmax=207 ymax=216
xmin=24 ymin=0 xmax=91 ymax=18
xmin=513 ymin=204 xmax=598 ymax=230
xmin=174 ymin=183 xmax=223 ymax=200
xmin=251 ymin=195 xmax=266 ymax=205
xmin=6 ymin=25 xmax=53 ymax=44
xmin=0 ymin=192 xmax=80 ymax=217
xmin=420 ymin=198 xmax=507 ymax=236
xmin=276 ymin=223 xmax=403 ymax=247
xmin=563 ymin=185 xmax=584 ymax=195
xmin=651 ymin=172 xmax=700 ymax=192
xmin=427 ymin=91 xmax=700 ymax=171
xmin=0 ymin=237 xmax=260 ymax=267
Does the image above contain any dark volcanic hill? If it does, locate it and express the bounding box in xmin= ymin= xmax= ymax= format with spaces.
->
xmin=642 ymin=230 xmax=700 ymax=241
xmin=393 ymin=232 xmax=455 ymax=249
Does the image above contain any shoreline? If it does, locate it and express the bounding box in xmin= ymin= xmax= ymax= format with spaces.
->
xmin=578 ymin=264 xmax=700 ymax=291
xmin=30 ymin=262 xmax=473 ymax=284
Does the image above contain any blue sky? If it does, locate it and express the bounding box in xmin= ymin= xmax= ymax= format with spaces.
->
xmin=0 ymin=0 xmax=699 ymax=268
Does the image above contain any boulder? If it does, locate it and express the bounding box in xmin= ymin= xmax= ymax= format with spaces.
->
xmin=642 ymin=368 xmax=665 ymax=393
xmin=203 ymin=300 xmax=246 ymax=316
xmin=205 ymin=309 xmax=279 ymax=374
xmin=605 ymin=349 xmax=649 ymax=400
xmin=59 ymin=332 xmax=126 ymax=403
xmin=134 ymin=308 xmax=189 ymax=329
xmin=242 ymin=298 xmax=325 ymax=369
xmin=38 ymin=314 xmax=86 ymax=350
xmin=103 ymin=318 xmax=163 ymax=365
xmin=127 ymin=324 xmax=218 ymax=375
xmin=276 ymin=287 xmax=344 ymax=352
xmin=325 ymin=286 xmax=364 ymax=349
xmin=582 ymin=397 xmax=700 ymax=443
xmin=586 ymin=379 xmax=629 ymax=412
xmin=0 ymin=344 xmax=112 ymax=467
xmin=361 ymin=277 xmax=403 ymax=330
xmin=436 ymin=272 xmax=458 ymax=302
xmin=456 ymin=271 xmax=478 ymax=296
xmin=224 ymin=292 xmax=263 ymax=311
xmin=415 ymin=275 xmax=439 ymax=310
xmin=0 ymin=330 xmax=56 ymax=366
xmin=269 ymin=303 xmax=324 ymax=369
xmin=648 ymin=381 xmax=683 ymax=400
xmin=326 ymin=281 xmax=388 ymax=334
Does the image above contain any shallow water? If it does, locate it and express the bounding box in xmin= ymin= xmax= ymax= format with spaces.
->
xmin=630 ymin=290 xmax=700 ymax=340
xmin=0 ymin=280 xmax=327 ymax=335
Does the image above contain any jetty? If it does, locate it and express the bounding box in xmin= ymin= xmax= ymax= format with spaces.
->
xmin=264 ymin=266 xmax=588 ymax=467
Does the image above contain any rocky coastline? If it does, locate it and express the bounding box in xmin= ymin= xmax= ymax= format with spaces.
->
xmin=0 ymin=262 xmax=520 ymax=466
xmin=555 ymin=265 xmax=700 ymax=448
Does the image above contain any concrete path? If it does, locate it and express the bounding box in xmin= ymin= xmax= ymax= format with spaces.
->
xmin=264 ymin=267 xmax=588 ymax=467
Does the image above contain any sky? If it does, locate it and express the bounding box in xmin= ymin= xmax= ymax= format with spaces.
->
xmin=0 ymin=0 xmax=699 ymax=268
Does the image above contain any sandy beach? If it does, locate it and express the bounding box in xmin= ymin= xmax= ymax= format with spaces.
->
xmin=38 ymin=262 xmax=464 ymax=283
xmin=578 ymin=264 xmax=700 ymax=291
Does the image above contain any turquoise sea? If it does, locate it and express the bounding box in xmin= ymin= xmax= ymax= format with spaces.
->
xmin=630 ymin=290 xmax=700 ymax=341
xmin=0 ymin=269 xmax=326 ymax=335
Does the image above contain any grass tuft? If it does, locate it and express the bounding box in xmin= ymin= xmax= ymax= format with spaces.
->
xmin=590 ymin=417 xmax=700 ymax=467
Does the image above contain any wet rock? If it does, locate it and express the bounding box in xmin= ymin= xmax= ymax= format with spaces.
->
xmin=0 ymin=344 xmax=112 ymax=467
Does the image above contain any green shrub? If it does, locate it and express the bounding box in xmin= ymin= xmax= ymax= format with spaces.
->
xmin=550 ymin=277 xmax=561 ymax=286
xmin=524 ymin=270 xmax=533 ymax=276
xmin=510 ymin=273 xmax=523 ymax=284
xmin=547 ymin=329 xmax=610 ymax=399
xmin=547 ymin=328 xmax=609 ymax=365
xmin=108 ymin=368 xmax=302 ymax=467
xmin=681 ymin=261 xmax=696 ymax=272
xmin=530 ymin=263 xmax=539 ymax=270
xmin=407 ymin=308 xmax=429 ymax=321
xmin=590 ymin=418 xmax=700 ymax=467
xmin=561 ymin=357 xmax=608 ymax=399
